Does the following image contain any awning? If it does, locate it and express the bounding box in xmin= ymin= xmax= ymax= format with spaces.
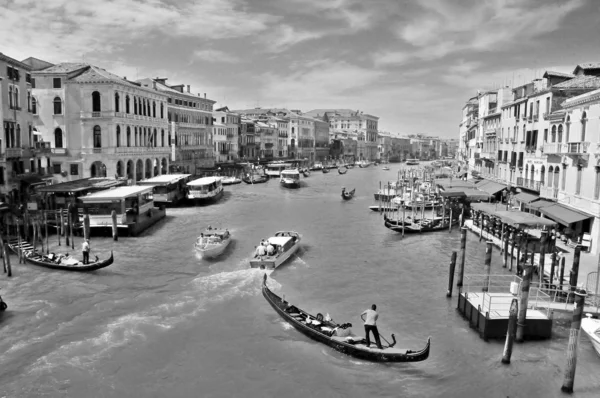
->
xmin=527 ymin=200 xmax=555 ymax=210
xmin=514 ymin=192 xmax=540 ymax=204
xmin=539 ymin=204 xmax=592 ymax=226
xmin=477 ymin=181 xmax=507 ymax=195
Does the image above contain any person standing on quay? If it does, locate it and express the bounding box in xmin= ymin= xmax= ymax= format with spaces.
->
xmin=82 ymin=239 xmax=90 ymax=264
xmin=361 ymin=304 xmax=383 ymax=349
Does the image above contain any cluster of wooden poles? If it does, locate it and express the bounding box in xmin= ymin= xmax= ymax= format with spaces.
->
xmin=1 ymin=205 xmax=121 ymax=277
xmin=446 ymin=226 xmax=589 ymax=394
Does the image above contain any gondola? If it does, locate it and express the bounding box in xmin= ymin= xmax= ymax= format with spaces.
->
xmin=262 ymin=274 xmax=431 ymax=363
xmin=7 ymin=239 xmax=114 ymax=272
xmin=302 ymin=169 xmax=311 ymax=178
xmin=322 ymin=167 xmax=330 ymax=174
xmin=383 ymin=215 xmax=458 ymax=234
xmin=341 ymin=188 xmax=355 ymax=200
xmin=338 ymin=167 xmax=347 ymax=175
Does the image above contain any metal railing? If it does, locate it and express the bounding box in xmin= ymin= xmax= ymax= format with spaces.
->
xmin=540 ymin=186 xmax=559 ymax=199
xmin=516 ymin=177 xmax=542 ymax=192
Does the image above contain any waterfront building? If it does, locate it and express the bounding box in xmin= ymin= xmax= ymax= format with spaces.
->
xmin=476 ymin=87 xmax=510 ymax=179
xmin=273 ymin=117 xmax=289 ymax=158
xmin=138 ymin=79 xmax=215 ymax=173
xmin=377 ymin=132 xmax=392 ymax=161
xmin=304 ymin=109 xmax=379 ymax=161
xmin=458 ymin=96 xmax=478 ymax=172
xmin=0 ymin=52 xmax=39 ymax=203
xmin=212 ymin=107 xmax=240 ymax=164
xmin=32 ymin=63 xmax=170 ymax=184
xmin=255 ymin=120 xmax=277 ymax=160
xmin=240 ymin=117 xmax=257 ymax=160
xmin=313 ymin=118 xmax=329 ymax=162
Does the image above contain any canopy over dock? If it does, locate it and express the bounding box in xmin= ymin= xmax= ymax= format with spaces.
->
xmin=471 ymin=203 xmax=557 ymax=228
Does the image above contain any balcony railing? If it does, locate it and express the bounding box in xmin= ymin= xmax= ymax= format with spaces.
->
xmin=567 ymin=141 xmax=590 ymax=154
xmin=543 ymin=141 xmax=590 ymax=155
xmin=115 ymin=146 xmax=170 ymax=154
xmin=516 ymin=177 xmax=542 ymax=192
xmin=540 ymin=186 xmax=559 ymax=200
xmin=51 ymin=148 xmax=69 ymax=156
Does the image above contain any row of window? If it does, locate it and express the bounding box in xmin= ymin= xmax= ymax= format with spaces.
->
xmin=6 ymin=66 xmax=30 ymax=83
xmin=51 ymin=125 xmax=170 ymax=149
xmin=168 ymin=96 xmax=212 ymax=111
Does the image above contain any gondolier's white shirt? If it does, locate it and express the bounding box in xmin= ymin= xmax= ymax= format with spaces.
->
xmin=362 ymin=309 xmax=378 ymax=326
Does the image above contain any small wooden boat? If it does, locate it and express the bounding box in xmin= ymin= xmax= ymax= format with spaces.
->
xmin=369 ymin=205 xmax=399 ymax=212
xmin=582 ymin=314 xmax=600 ymax=357
xmin=302 ymin=169 xmax=311 ymax=178
xmin=280 ymin=169 xmax=301 ymax=189
xmin=221 ymin=176 xmax=242 ymax=186
xmin=250 ymin=231 xmax=301 ymax=269
xmin=406 ymin=159 xmax=420 ymax=166
xmin=383 ymin=215 xmax=457 ymax=234
xmin=262 ymin=274 xmax=431 ymax=362
xmin=242 ymin=174 xmax=269 ymax=184
xmin=338 ymin=167 xmax=347 ymax=175
xmin=7 ymin=239 xmax=114 ymax=272
xmin=341 ymin=188 xmax=355 ymax=200
xmin=194 ymin=227 xmax=232 ymax=259
xmin=322 ymin=167 xmax=330 ymax=174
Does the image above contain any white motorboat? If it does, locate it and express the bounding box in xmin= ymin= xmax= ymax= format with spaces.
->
xmin=406 ymin=159 xmax=420 ymax=165
xmin=187 ymin=176 xmax=224 ymax=204
xmin=382 ymin=166 xmax=390 ymax=171
xmin=250 ymin=231 xmax=301 ymax=269
xmin=194 ymin=228 xmax=232 ymax=259
xmin=582 ymin=314 xmax=600 ymax=357
xmin=280 ymin=169 xmax=301 ymax=189
xmin=221 ymin=176 xmax=242 ymax=186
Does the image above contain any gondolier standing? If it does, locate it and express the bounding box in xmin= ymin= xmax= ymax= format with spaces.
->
xmin=82 ymin=239 xmax=90 ymax=265
xmin=361 ymin=304 xmax=383 ymax=349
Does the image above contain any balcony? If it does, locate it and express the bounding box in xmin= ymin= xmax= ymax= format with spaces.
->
xmin=516 ymin=177 xmax=542 ymax=192
xmin=543 ymin=141 xmax=590 ymax=155
xmin=566 ymin=141 xmax=590 ymax=154
xmin=33 ymin=141 xmax=52 ymax=154
xmin=540 ymin=186 xmax=559 ymax=200
xmin=6 ymin=147 xmax=24 ymax=158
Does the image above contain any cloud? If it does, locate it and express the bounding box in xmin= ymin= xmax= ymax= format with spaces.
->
xmin=0 ymin=0 xmax=275 ymax=62
xmin=191 ymin=49 xmax=240 ymax=64
xmin=263 ymin=25 xmax=326 ymax=53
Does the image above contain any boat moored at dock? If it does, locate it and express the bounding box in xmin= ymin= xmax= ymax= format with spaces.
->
xmin=138 ymin=174 xmax=192 ymax=206
xmin=250 ymin=231 xmax=301 ymax=269
xmin=187 ymin=177 xmax=224 ymax=204
xmin=265 ymin=162 xmax=293 ymax=178
xmin=406 ymin=159 xmax=420 ymax=165
xmin=280 ymin=169 xmax=301 ymax=189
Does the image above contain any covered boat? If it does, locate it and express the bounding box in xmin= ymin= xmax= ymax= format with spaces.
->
xmin=582 ymin=314 xmax=600 ymax=357
xmin=280 ymin=169 xmax=301 ymax=189
xmin=322 ymin=167 xmax=330 ymax=174
xmin=194 ymin=227 xmax=232 ymax=258
xmin=383 ymin=215 xmax=457 ymax=233
xmin=187 ymin=177 xmax=224 ymax=203
xmin=221 ymin=176 xmax=242 ymax=186
xmin=262 ymin=274 xmax=431 ymax=362
xmin=250 ymin=231 xmax=301 ymax=269
xmin=8 ymin=239 xmax=114 ymax=272
xmin=242 ymin=173 xmax=269 ymax=184
xmin=341 ymin=188 xmax=355 ymax=200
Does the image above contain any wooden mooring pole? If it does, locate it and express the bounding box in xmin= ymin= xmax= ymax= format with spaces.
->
xmin=539 ymin=230 xmax=548 ymax=285
xmin=457 ymin=227 xmax=467 ymax=288
xmin=483 ymin=241 xmax=493 ymax=292
xmin=560 ymin=288 xmax=587 ymax=394
xmin=568 ymin=246 xmax=582 ymax=302
xmin=516 ymin=265 xmax=534 ymax=343
xmin=560 ymin=256 xmax=566 ymax=291
xmin=503 ymin=226 xmax=509 ymax=268
xmin=3 ymin=242 xmax=12 ymax=277
xmin=501 ymin=298 xmax=518 ymax=364
xmin=44 ymin=211 xmax=49 ymax=254
xmin=447 ymin=251 xmax=457 ymax=297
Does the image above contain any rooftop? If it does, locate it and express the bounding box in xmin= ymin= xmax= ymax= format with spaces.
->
xmin=138 ymin=174 xmax=192 ymax=185
xmin=71 ymin=65 xmax=142 ymax=89
xmin=543 ymin=71 xmax=574 ymax=79
xmin=36 ymin=178 xmax=124 ymax=193
xmin=79 ymin=185 xmax=153 ymax=201
xmin=36 ymin=62 xmax=88 ymax=74
xmin=552 ymin=75 xmax=600 ymax=90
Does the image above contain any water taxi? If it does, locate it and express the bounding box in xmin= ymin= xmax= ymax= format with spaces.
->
xmin=250 ymin=231 xmax=301 ymax=269
xmin=221 ymin=176 xmax=242 ymax=185
xmin=280 ymin=169 xmax=301 ymax=189
xmin=194 ymin=227 xmax=232 ymax=259
xmin=265 ymin=162 xmax=293 ymax=177
xmin=187 ymin=177 xmax=224 ymax=204
xmin=138 ymin=174 xmax=192 ymax=206
xmin=310 ymin=163 xmax=324 ymax=171
xmin=79 ymin=185 xmax=166 ymax=237
xmin=406 ymin=159 xmax=420 ymax=165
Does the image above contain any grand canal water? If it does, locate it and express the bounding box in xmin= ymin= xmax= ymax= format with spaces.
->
xmin=1 ymin=165 xmax=599 ymax=397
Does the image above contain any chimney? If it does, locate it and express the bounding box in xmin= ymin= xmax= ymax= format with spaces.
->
xmin=187 ymin=85 xmax=190 ymax=93
xmin=204 ymin=93 xmax=206 ymax=98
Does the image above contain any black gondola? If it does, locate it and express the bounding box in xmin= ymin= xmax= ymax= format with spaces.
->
xmin=0 ymin=291 xmax=6 ymax=311
xmin=7 ymin=240 xmax=114 ymax=272
xmin=338 ymin=167 xmax=347 ymax=175
xmin=322 ymin=168 xmax=330 ymax=174
xmin=302 ymin=170 xmax=311 ymax=178
xmin=383 ymin=215 xmax=458 ymax=233
xmin=262 ymin=274 xmax=431 ymax=362
xmin=341 ymin=188 xmax=355 ymax=200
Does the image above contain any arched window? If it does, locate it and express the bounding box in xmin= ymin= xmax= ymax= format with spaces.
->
xmin=551 ymin=125 xmax=556 ymax=142
xmin=160 ymin=103 xmax=164 ymax=119
xmin=92 ymin=91 xmax=101 ymax=112
xmin=153 ymin=101 xmax=156 ymax=118
xmin=53 ymin=97 xmax=62 ymax=115
xmin=126 ymin=126 xmax=131 ymax=147
xmin=540 ymin=166 xmax=545 ymax=186
xmin=161 ymin=129 xmax=165 ymax=146
xmin=116 ymin=125 xmax=121 ymax=147
xmin=93 ymin=125 xmax=102 ymax=148
xmin=548 ymin=166 xmax=553 ymax=187
xmin=134 ymin=127 xmax=138 ymax=146
xmin=31 ymin=97 xmax=37 ymax=114
xmin=54 ymin=127 xmax=63 ymax=148
xmin=134 ymin=97 xmax=138 ymax=115
xmin=14 ymin=87 xmax=19 ymax=109
xmin=115 ymin=93 xmax=120 ymax=112
xmin=154 ymin=128 xmax=158 ymax=147
xmin=142 ymin=99 xmax=146 ymax=116
xmin=8 ymin=86 xmax=13 ymax=108
xmin=581 ymin=111 xmax=587 ymax=142
xmin=558 ymin=125 xmax=563 ymax=143
xmin=27 ymin=91 xmax=31 ymax=112
xmin=126 ymin=95 xmax=130 ymax=113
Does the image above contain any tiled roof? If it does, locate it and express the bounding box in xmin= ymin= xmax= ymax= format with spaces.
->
xmin=552 ymin=75 xmax=600 ymax=89
xmin=575 ymin=62 xmax=600 ymax=70
xmin=38 ymin=62 xmax=88 ymax=74
xmin=543 ymin=71 xmax=574 ymax=79
xmin=70 ymin=65 xmax=142 ymax=89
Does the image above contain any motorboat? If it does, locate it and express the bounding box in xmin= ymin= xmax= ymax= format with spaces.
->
xmin=187 ymin=176 xmax=224 ymax=204
xmin=338 ymin=167 xmax=348 ymax=175
xmin=406 ymin=159 xmax=420 ymax=166
xmin=194 ymin=227 xmax=232 ymax=259
xmin=582 ymin=314 xmax=600 ymax=357
xmin=310 ymin=163 xmax=324 ymax=171
xmin=280 ymin=169 xmax=301 ymax=189
xmin=382 ymin=166 xmax=390 ymax=171
xmin=242 ymin=172 xmax=269 ymax=184
xmin=250 ymin=231 xmax=301 ymax=269
xmin=357 ymin=160 xmax=371 ymax=168
xmin=221 ymin=176 xmax=242 ymax=186
xmin=262 ymin=274 xmax=431 ymax=362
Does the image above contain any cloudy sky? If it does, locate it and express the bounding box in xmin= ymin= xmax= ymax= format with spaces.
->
xmin=1 ymin=0 xmax=598 ymax=137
